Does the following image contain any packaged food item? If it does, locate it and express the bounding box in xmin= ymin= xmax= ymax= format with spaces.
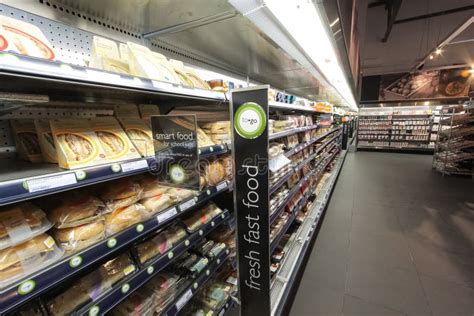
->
xmin=114 ymin=287 xmax=155 ymax=316
xmin=169 ymin=59 xmax=195 ymax=87
xmin=147 ymin=272 xmax=185 ymax=313
xmin=0 ymin=15 xmax=55 ymax=60
xmin=100 ymin=178 xmax=143 ymax=213
xmin=203 ymin=160 xmax=225 ymax=187
xmin=140 ymin=193 xmax=173 ymax=216
xmin=182 ymin=203 xmax=223 ymax=233
xmin=170 ymin=117 xmax=215 ymax=147
xmin=0 ymin=234 xmax=63 ymax=287
xmin=47 ymin=193 xmax=104 ymax=228
xmin=89 ymin=117 xmax=141 ymax=162
xmin=184 ymin=67 xmax=211 ymax=90
xmin=118 ymin=43 xmax=130 ymax=61
xmin=114 ymin=104 xmax=140 ymax=119
xmin=127 ymin=42 xmax=181 ymax=83
xmin=118 ymin=118 xmax=154 ymax=157
xmin=193 ymin=239 xmax=215 ymax=257
xmin=139 ymin=176 xmax=169 ymax=199
xmin=89 ymin=36 xmax=130 ymax=74
xmin=105 ymin=203 xmax=148 ymax=235
xmin=47 ymin=253 xmax=136 ymax=315
xmin=0 ymin=202 xmax=52 ymax=250
xmin=33 ymin=119 xmax=57 ymax=163
xmin=196 ymin=282 xmax=231 ymax=310
xmin=174 ymin=252 xmax=209 ymax=277
xmin=54 ymin=219 xmax=105 ymax=253
xmin=10 ymin=120 xmax=42 ymax=163
xmin=207 ymin=79 xmax=227 ymax=92
xmin=136 ymin=225 xmax=187 ymax=264
xmin=201 ymin=121 xmax=231 ymax=144
xmin=50 ymin=119 xmax=106 ymax=169
xmin=207 ymin=242 xmax=226 ymax=259
xmin=166 ymin=187 xmax=194 ymax=203
xmin=138 ymin=104 xmax=161 ymax=127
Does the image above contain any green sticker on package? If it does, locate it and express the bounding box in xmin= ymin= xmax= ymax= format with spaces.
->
xmin=234 ymin=102 xmax=267 ymax=139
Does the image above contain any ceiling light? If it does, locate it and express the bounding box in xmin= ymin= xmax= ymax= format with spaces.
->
xmin=435 ymin=48 xmax=442 ymax=55
xmin=429 ymin=55 xmax=434 ymax=60
xmin=329 ymin=18 xmax=339 ymax=28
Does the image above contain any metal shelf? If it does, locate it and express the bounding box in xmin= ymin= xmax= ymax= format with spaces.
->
xmin=0 ymin=181 xmax=231 ymax=315
xmin=161 ymin=249 xmax=231 ymax=316
xmin=0 ymin=144 xmax=229 ymax=206
xmin=75 ymin=210 xmax=231 ymax=316
xmin=284 ymin=127 xmax=341 ymax=158
xmin=269 ymin=125 xmax=318 ymax=141
xmin=269 ymin=101 xmax=316 ymax=113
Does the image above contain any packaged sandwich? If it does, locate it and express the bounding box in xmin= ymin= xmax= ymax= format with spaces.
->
xmin=138 ymin=104 xmax=161 ymax=127
xmin=50 ymin=118 xmax=106 ymax=169
xmin=170 ymin=117 xmax=215 ymax=147
xmin=166 ymin=187 xmax=194 ymax=203
xmin=135 ymin=225 xmax=187 ymax=264
xmin=196 ymin=282 xmax=231 ymax=310
xmin=10 ymin=120 xmax=43 ymax=163
xmin=47 ymin=193 xmax=104 ymax=228
xmin=139 ymin=176 xmax=170 ymax=199
xmin=169 ymin=59 xmax=195 ymax=87
xmin=47 ymin=253 xmax=136 ymax=315
xmin=54 ymin=218 xmax=105 ymax=253
xmin=105 ymin=203 xmax=148 ymax=235
xmin=100 ymin=178 xmax=143 ymax=213
xmin=202 ymin=160 xmax=226 ymax=187
xmin=89 ymin=117 xmax=141 ymax=162
xmin=127 ymin=42 xmax=181 ymax=84
xmin=114 ymin=287 xmax=155 ymax=316
xmin=184 ymin=67 xmax=211 ymax=90
xmin=34 ymin=119 xmax=57 ymax=163
xmin=0 ymin=233 xmax=63 ymax=288
xmin=147 ymin=272 xmax=185 ymax=312
xmin=140 ymin=193 xmax=172 ymax=216
xmin=182 ymin=203 xmax=223 ymax=233
xmin=0 ymin=202 xmax=53 ymax=250
xmin=114 ymin=104 xmax=140 ymax=119
xmin=118 ymin=118 xmax=154 ymax=157
xmin=201 ymin=121 xmax=230 ymax=135
xmin=89 ymin=36 xmax=130 ymax=74
xmin=0 ymin=15 xmax=55 ymax=60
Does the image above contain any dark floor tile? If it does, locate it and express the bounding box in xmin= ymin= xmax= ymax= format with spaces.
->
xmin=351 ymin=212 xmax=403 ymax=237
xmin=420 ymin=275 xmax=474 ymax=316
xmin=291 ymin=282 xmax=344 ymax=316
xmin=342 ymin=294 xmax=407 ymax=316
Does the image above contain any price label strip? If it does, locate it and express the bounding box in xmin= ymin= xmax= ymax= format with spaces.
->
xmin=120 ymin=160 xmax=149 ymax=173
xmin=156 ymin=207 xmax=178 ymax=223
xmin=175 ymin=288 xmax=193 ymax=311
xmin=26 ymin=173 xmax=77 ymax=193
xmin=180 ymin=199 xmax=196 ymax=212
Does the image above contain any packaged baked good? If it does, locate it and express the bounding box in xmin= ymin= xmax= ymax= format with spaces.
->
xmin=10 ymin=120 xmax=42 ymax=163
xmin=195 ymin=282 xmax=231 ymax=310
xmin=47 ymin=253 xmax=136 ymax=315
xmin=140 ymin=193 xmax=172 ymax=216
xmin=105 ymin=203 xmax=147 ymax=235
xmin=169 ymin=59 xmax=195 ymax=87
xmin=203 ymin=160 xmax=225 ymax=187
xmin=118 ymin=118 xmax=154 ymax=157
xmin=100 ymin=178 xmax=143 ymax=213
xmin=182 ymin=203 xmax=223 ymax=233
xmin=54 ymin=219 xmax=105 ymax=253
xmin=34 ymin=119 xmax=57 ymax=163
xmin=138 ymin=104 xmax=161 ymax=127
xmin=0 ymin=202 xmax=52 ymax=250
xmin=170 ymin=117 xmax=215 ymax=147
xmin=47 ymin=193 xmax=104 ymax=228
xmin=184 ymin=67 xmax=211 ymax=90
xmin=0 ymin=233 xmax=63 ymax=288
xmin=114 ymin=104 xmax=140 ymax=119
xmin=139 ymin=176 xmax=169 ymax=199
xmin=50 ymin=118 xmax=106 ymax=169
xmin=135 ymin=225 xmax=187 ymax=264
xmin=147 ymin=272 xmax=185 ymax=312
xmin=113 ymin=287 xmax=155 ymax=316
xmin=89 ymin=36 xmax=130 ymax=74
xmin=127 ymin=42 xmax=181 ymax=83
xmin=201 ymin=121 xmax=230 ymax=134
xmin=0 ymin=15 xmax=55 ymax=60
xmin=89 ymin=117 xmax=141 ymax=162
xmin=166 ymin=187 xmax=194 ymax=203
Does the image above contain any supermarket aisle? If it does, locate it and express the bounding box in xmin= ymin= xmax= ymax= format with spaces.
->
xmin=290 ymin=152 xmax=474 ymax=316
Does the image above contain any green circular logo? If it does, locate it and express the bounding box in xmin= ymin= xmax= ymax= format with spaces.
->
xmin=121 ymin=283 xmax=130 ymax=294
xmin=18 ymin=280 xmax=36 ymax=295
xmin=22 ymin=181 xmax=29 ymax=190
xmin=147 ymin=266 xmax=154 ymax=274
xmin=111 ymin=164 xmax=121 ymax=173
xmin=168 ymin=251 xmax=174 ymax=259
xmin=75 ymin=170 xmax=87 ymax=180
xmin=234 ymin=102 xmax=266 ymax=139
xmin=107 ymin=238 xmax=117 ymax=248
xmin=69 ymin=256 xmax=83 ymax=268
xmin=170 ymin=164 xmax=186 ymax=184
xmin=89 ymin=306 xmax=100 ymax=316
xmin=136 ymin=224 xmax=144 ymax=233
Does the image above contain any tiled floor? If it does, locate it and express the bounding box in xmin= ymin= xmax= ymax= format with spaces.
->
xmin=290 ymin=151 xmax=474 ymax=316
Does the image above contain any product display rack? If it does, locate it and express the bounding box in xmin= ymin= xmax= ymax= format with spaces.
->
xmin=232 ymin=86 xmax=346 ymax=316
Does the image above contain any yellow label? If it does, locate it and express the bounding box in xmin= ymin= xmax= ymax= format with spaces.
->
xmin=43 ymin=236 xmax=55 ymax=248
xmin=123 ymin=264 xmax=136 ymax=276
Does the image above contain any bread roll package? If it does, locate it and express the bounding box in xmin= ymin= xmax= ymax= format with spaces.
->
xmin=118 ymin=118 xmax=154 ymax=157
xmin=89 ymin=117 xmax=141 ymax=162
xmin=100 ymin=178 xmax=143 ymax=213
xmin=47 ymin=253 xmax=136 ymax=315
xmin=50 ymin=119 xmax=107 ymax=169
xmin=166 ymin=187 xmax=194 ymax=203
xmin=139 ymin=176 xmax=169 ymax=199
xmin=0 ymin=202 xmax=53 ymax=250
xmin=182 ymin=203 xmax=223 ymax=233
xmin=0 ymin=233 xmax=63 ymax=288
xmin=0 ymin=15 xmax=55 ymax=60
xmin=105 ymin=203 xmax=148 ymax=235
xmin=10 ymin=120 xmax=43 ymax=163
xmin=135 ymin=225 xmax=187 ymax=264
xmin=34 ymin=119 xmax=58 ymax=163
xmin=140 ymin=193 xmax=172 ymax=216
xmin=54 ymin=219 xmax=105 ymax=254
xmin=113 ymin=287 xmax=155 ymax=316
xmin=47 ymin=193 xmax=104 ymax=228
xmin=202 ymin=160 xmax=226 ymax=187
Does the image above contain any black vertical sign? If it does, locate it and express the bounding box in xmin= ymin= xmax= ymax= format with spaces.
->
xmin=151 ymin=115 xmax=200 ymax=190
xmin=342 ymin=123 xmax=349 ymax=150
xmin=231 ymin=86 xmax=271 ymax=316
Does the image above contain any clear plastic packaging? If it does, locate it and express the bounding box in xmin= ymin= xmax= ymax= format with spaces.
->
xmin=146 ymin=272 xmax=186 ymax=313
xmin=54 ymin=218 xmax=106 ymax=254
xmin=113 ymin=287 xmax=155 ymax=316
xmin=182 ymin=203 xmax=223 ymax=233
xmin=100 ymin=178 xmax=143 ymax=213
xmin=47 ymin=193 xmax=104 ymax=228
xmin=136 ymin=225 xmax=187 ymax=264
xmin=140 ymin=193 xmax=173 ymax=216
xmin=139 ymin=176 xmax=169 ymax=199
xmin=105 ymin=203 xmax=148 ymax=235
xmin=0 ymin=202 xmax=53 ymax=250
xmin=0 ymin=233 xmax=63 ymax=289
xmin=47 ymin=253 xmax=136 ymax=315
xmin=166 ymin=187 xmax=194 ymax=203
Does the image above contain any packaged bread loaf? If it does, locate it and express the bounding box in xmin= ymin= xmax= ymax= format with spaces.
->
xmin=0 ymin=233 xmax=62 ymax=287
xmin=50 ymin=118 xmax=106 ymax=169
xmin=54 ymin=219 xmax=105 ymax=253
xmin=166 ymin=187 xmax=194 ymax=203
xmin=0 ymin=202 xmax=52 ymax=250
xmin=140 ymin=193 xmax=172 ymax=216
xmin=100 ymin=178 xmax=143 ymax=213
xmin=0 ymin=15 xmax=55 ymax=60
xmin=89 ymin=117 xmax=141 ymax=162
xmin=47 ymin=253 xmax=136 ymax=315
xmin=47 ymin=193 xmax=104 ymax=228
xmin=136 ymin=225 xmax=187 ymax=264
xmin=34 ymin=119 xmax=57 ymax=163
xmin=139 ymin=176 xmax=169 ymax=199
xmin=105 ymin=203 xmax=147 ymax=235
xmin=10 ymin=120 xmax=43 ymax=163
xmin=118 ymin=118 xmax=154 ymax=157
xmin=203 ymin=160 xmax=226 ymax=186
xmin=182 ymin=203 xmax=223 ymax=233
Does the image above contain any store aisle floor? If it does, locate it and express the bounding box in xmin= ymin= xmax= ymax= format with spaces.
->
xmin=290 ymin=151 xmax=474 ymax=316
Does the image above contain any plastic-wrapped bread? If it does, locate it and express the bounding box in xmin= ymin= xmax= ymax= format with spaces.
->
xmin=140 ymin=193 xmax=172 ymax=216
xmin=136 ymin=225 xmax=187 ymax=264
xmin=105 ymin=203 xmax=148 ymax=235
xmin=166 ymin=187 xmax=194 ymax=203
xmin=10 ymin=120 xmax=43 ymax=163
xmin=100 ymin=178 xmax=143 ymax=213
xmin=139 ymin=176 xmax=169 ymax=199
xmin=203 ymin=160 xmax=226 ymax=186
xmin=182 ymin=203 xmax=223 ymax=233
xmin=54 ymin=219 xmax=105 ymax=253
xmin=118 ymin=118 xmax=154 ymax=157
xmin=47 ymin=193 xmax=104 ymax=228
xmin=184 ymin=67 xmax=211 ymax=90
